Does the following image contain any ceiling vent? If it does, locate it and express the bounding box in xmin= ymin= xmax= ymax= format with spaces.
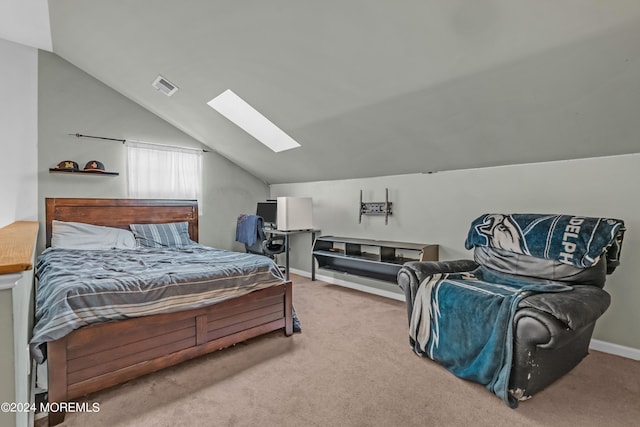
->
xmin=152 ymin=75 xmax=178 ymax=96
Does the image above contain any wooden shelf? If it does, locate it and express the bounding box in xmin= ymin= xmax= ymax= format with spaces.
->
xmin=313 ymin=236 xmax=438 ymax=283
xmin=0 ymin=221 xmax=39 ymax=274
xmin=49 ymin=169 xmax=119 ymax=176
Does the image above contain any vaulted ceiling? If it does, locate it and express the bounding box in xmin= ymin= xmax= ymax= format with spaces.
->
xmin=43 ymin=1 xmax=640 ymax=183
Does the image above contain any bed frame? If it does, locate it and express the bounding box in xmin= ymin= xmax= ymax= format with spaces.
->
xmin=44 ymin=198 xmax=293 ymax=425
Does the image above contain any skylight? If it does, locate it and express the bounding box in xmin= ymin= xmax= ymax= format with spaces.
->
xmin=207 ymin=89 xmax=301 ymax=153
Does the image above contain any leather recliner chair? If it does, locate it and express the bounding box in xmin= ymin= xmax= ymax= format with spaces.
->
xmin=396 ymin=213 xmax=625 ymax=405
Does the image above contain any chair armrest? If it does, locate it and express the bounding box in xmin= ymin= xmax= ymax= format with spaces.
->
xmin=515 ymin=285 xmax=611 ymax=348
xmin=262 ymin=236 xmax=286 ymax=256
xmin=400 ymin=260 xmax=479 ymax=284
xmin=517 ymin=285 xmax=610 ymax=331
xmin=398 ymin=260 xmax=479 ymax=298
xmin=396 ymin=260 xmax=479 ymax=325
xmin=266 ymin=235 xmax=285 ymax=244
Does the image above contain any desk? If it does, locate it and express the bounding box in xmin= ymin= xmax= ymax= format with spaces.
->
xmin=266 ymin=228 xmax=320 ymax=281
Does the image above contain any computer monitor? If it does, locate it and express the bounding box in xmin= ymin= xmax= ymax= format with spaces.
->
xmin=256 ymin=201 xmax=277 ymax=226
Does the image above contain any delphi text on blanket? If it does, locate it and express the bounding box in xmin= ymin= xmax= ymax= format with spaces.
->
xmin=558 ymin=216 xmax=584 ymax=265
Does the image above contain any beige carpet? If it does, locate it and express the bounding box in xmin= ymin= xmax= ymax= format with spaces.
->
xmin=52 ymin=275 xmax=639 ymax=427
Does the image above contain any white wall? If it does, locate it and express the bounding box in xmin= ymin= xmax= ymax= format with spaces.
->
xmin=0 ymin=38 xmax=38 ymax=227
xmin=272 ymin=154 xmax=640 ymax=351
xmin=0 ymin=36 xmax=38 ymax=427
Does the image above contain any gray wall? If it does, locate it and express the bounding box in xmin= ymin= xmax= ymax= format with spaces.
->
xmin=37 ymin=51 xmax=269 ymax=252
xmin=0 ymin=37 xmax=39 ymax=427
xmin=0 ymin=38 xmax=38 ymax=228
xmin=272 ymin=154 xmax=640 ymax=351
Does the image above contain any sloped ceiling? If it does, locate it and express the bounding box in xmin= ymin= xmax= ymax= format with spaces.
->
xmin=0 ymin=0 xmax=51 ymax=50
xmin=48 ymin=1 xmax=640 ymax=184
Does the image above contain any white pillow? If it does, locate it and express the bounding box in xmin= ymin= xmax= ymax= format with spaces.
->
xmin=51 ymin=220 xmax=137 ymax=250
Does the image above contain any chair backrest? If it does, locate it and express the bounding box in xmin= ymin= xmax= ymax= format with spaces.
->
xmin=235 ymin=214 xmax=285 ymax=259
xmin=465 ymin=213 xmax=625 ymax=288
xmin=245 ymin=220 xmax=268 ymax=255
xmin=236 ymin=214 xmax=264 ymax=252
xmin=472 ymin=246 xmax=608 ymax=287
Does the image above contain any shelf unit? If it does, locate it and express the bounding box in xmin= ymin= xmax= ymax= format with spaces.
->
xmin=49 ymin=169 xmax=119 ymax=176
xmin=313 ymin=236 xmax=438 ymax=283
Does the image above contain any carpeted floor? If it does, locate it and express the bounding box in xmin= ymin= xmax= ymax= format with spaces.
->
xmin=47 ymin=274 xmax=639 ymax=427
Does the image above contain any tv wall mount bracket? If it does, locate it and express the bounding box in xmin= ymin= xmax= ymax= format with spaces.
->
xmin=359 ymin=188 xmax=393 ymax=225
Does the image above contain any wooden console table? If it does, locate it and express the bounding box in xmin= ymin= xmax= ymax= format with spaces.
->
xmin=312 ymin=236 xmax=438 ymax=283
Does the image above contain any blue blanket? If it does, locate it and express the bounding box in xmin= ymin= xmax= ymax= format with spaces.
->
xmin=409 ymin=267 xmax=571 ymax=407
xmin=465 ymin=214 xmax=625 ymax=268
xmin=236 ymin=214 xmax=262 ymax=247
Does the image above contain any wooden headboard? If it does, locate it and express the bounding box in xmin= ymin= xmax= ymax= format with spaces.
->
xmin=45 ymin=198 xmax=199 ymax=247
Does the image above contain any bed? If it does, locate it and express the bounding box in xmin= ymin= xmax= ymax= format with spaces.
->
xmin=37 ymin=198 xmax=293 ymax=425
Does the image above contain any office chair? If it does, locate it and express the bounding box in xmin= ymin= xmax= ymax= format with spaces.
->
xmin=235 ymin=214 xmax=286 ymax=260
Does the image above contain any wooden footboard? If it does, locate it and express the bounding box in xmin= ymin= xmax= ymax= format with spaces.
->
xmin=47 ymin=282 xmax=293 ymax=425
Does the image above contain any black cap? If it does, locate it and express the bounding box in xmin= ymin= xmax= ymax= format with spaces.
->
xmin=83 ymin=160 xmax=106 ymax=172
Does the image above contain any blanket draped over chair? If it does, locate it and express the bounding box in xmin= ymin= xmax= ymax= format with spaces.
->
xmin=465 ymin=213 xmax=624 ymax=269
xmin=409 ymin=268 xmax=570 ymax=407
xmin=236 ymin=214 xmax=261 ymax=247
xmin=407 ymin=213 xmax=625 ymax=407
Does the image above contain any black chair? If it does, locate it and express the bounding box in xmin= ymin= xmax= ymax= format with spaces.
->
xmin=396 ymin=213 xmax=625 ymax=406
xmin=236 ymin=214 xmax=286 ymax=260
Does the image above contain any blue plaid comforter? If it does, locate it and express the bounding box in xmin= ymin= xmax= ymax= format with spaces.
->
xmin=31 ymin=246 xmax=284 ymax=363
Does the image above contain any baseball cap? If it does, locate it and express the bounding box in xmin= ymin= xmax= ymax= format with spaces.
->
xmin=55 ymin=160 xmax=79 ymax=171
xmin=83 ymin=160 xmax=106 ymax=172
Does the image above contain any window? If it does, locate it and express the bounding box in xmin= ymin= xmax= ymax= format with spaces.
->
xmin=127 ymin=141 xmax=203 ymax=214
xmin=207 ymin=89 xmax=301 ymax=153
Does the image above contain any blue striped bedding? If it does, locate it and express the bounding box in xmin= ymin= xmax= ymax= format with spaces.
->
xmin=31 ymin=246 xmax=285 ymax=363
